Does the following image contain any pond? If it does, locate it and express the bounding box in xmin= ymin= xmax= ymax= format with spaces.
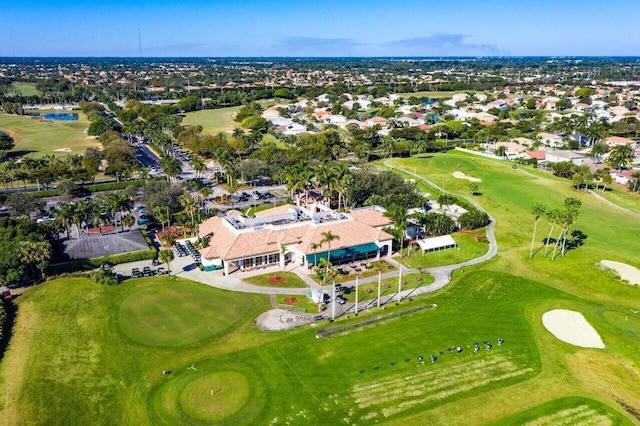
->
xmin=42 ymin=112 xmax=78 ymax=121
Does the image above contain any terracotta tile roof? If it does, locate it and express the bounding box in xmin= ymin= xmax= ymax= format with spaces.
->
xmin=198 ymin=215 xmax=393 ymax=262
xmin=254 ymin=204 xmax=296 ymax=218
xmin=605 ymin=136 xmax=635 ymax=145
xmin=348 ymin=209 xmax=393 ymax=228
xmin=526 ymin=150 xmax=547 ymax=160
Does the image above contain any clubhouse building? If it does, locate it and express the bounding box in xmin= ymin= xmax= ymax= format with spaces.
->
xmin=198 ymin=204 xmax=394 ymax=275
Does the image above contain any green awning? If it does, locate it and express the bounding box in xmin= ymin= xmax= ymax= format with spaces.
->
xmin=306 ymin=242 xmax=380 ymax=264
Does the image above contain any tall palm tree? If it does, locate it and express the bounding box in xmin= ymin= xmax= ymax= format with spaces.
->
xmin=543 ymin=209 xmax=560 ymax=257
xmin=160 ymin=155 xmax=182 ymax=183
xmin=190 ymin=156 xmax=206 ymax=179
xmin=320 ymin=231 xmax=340 ymax=286
xmin=384 ymin=205 xmax=409 ymax=257
xmin=589 ymin=142 xmax=606 ymax=164
xmin=180 ymin=193 xmax=199 ymax=236
xmin=159 ymin=249 xmax=175 ymax=276
xmin=529 ymin=203 xmax=546 ymax=258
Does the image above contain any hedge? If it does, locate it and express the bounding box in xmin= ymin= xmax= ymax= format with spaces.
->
xmin=48 ymin=248 xmax=157 ymax=275
xmin=31 ymin=178 xmax=158 ymax=198
xmin=0 ymin=303 xmax=5 ymax=342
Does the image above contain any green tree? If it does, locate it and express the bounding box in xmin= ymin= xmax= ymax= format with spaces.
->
xmin=607 ymin=144 xmax=634 ymax=171
xmin=158 ymin=249 xmax=175 ymax=276
xmin=320 ymin=231 xmax=340 ymax=286
xmin=529 ymin=203 xmax=546 ymax=258
xmin=384 ymin=205 xmax=408 ymax=256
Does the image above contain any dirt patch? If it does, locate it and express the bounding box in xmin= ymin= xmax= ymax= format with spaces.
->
xmin=268 ymin=276 xmax=284 ymax=284
xmin=452 ymin=171 xmax=482 ymax=182
xmin=255 ymin=309 xmax=314 ymax=331
xmin=53 ymin=147 xmax=72 ymax=152
xmin=284 ymin=297 xmax=297 ymax=305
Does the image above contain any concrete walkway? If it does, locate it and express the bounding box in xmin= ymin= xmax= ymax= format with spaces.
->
xmin=587 ymin=189 xmax=640 ymax=219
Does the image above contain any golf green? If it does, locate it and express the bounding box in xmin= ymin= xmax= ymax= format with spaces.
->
xmin=117 ymin=280 xmax=247 ymax=346
xmin=179 ymin=371 xmax=250 ymax=421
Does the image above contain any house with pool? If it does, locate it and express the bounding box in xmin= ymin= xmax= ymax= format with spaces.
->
xmin=197 ymin=204 xmax=394 ymax=275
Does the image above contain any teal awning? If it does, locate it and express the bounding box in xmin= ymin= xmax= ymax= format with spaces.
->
xmin=306 ymin=242 xmax=380 ymax=264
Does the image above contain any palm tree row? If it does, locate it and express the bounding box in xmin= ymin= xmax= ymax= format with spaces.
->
xmin=530 ymin=197 xmax=582 ymax=260
xmin=53 ymin=191 xmax=135 ymax=239
xmin=276 ymin=161 xmax=353 ymax=210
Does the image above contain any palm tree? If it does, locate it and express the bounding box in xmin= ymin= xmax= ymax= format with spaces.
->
xmin=158 ymin=249 xmax=175 ymax=276
xmin=152 ymin=206 xmax=170 ymax=233
xmin=529 ymin=203 xmax=546 ymax=258
xmin=543 ymin=208 xmax=560 ymax=257
xmin=180 ymin=193 xmax=199 ymax=236
xmin=310 ymin=242 xmax=322 ymax=267
xmin=54 ymin=203 xmax=75 ymax=239
xmin=160 ymin=155 xmax=183 ymax=183
xmin=121 ymin=213 xmax=135 ymax=232
xmin=190 ymin=156 xmax=206 ymax=179
xmin=589 ymin=142 xmax=606 ymax=164
xmin=384 ymin=205 xmax=409 ymax=257
xmin=607 ymin=144 xmax=634 ymax=171
xmin=320 ymin=231 xmax=340 ymax=286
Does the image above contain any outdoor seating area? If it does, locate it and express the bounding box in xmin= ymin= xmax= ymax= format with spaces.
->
xmin=239 ymin=262 xmax=280 ymax=272
xmin=334 ymin=260 xmax=375 ymax=275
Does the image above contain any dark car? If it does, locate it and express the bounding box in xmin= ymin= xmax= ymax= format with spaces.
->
xmin=334 ymin=284 xmax=344 ymax=292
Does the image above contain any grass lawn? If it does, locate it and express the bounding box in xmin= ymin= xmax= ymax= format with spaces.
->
xmin=398 ymin=231 xmax=489 ymax=269
xmin=592 ymin=185 xmax=640 ymax=214
xmin=242 ymin=271 xmax=308 ymax=288
xmin=340 ymin=272 xmax=435 ymax=302
xmin=0 ymin=111 xmax=97 ymax=158
xmin=181 ymin=101 xmax=275 ymax=136
xmin=4 ymin=268 xmax=638 ymax=424
xmin=275 ymin=294 xmax=318 ymax=313
xmin=2 ymin=150 xmax=640 ymax=424
xmin=7 ymin=82 xmax=40 ymax=97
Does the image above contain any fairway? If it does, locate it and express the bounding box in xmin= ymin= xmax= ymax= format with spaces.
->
xmin=0 ymin=112 xmax=97 ymax=157
xmin=182 ymin=100 xmax=275 ymax=136
xmin=2 ymin=150 xmax=640 ymax=424
xmin=117 ymin=280 xmax=250 ymax=346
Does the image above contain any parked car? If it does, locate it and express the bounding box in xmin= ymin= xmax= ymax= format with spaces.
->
xmin=336 ymin=295 xmax=347 ymax=305
xmin=334 ymin=284 xmax=344 ymax=293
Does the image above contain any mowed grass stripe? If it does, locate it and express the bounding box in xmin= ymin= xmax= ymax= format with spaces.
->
xmin=353 ymin=353 xmax=533 ymax=418
xmin=524 ymin=405 xmax=608 ymax=426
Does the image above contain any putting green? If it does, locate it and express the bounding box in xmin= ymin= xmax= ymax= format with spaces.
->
xmin=179 ymin=371 xmax=250 ymax=421
xmin=117 ymin=280 xmax=247 ymax=347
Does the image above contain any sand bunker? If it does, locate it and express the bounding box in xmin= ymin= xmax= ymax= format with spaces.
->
xmin=53 ymin=147 xmax=72 ymax=152
xmin=600 ymin=260 xmax=640 ymax=285
xmin=542 ymin=309 xmax=604 ymax=348
xmin=452 ymin=171 xmax=482 ymax=182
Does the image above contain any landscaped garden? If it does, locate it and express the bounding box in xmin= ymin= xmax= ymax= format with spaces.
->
xmin=243 ymin=271 xmax=308 ymax=288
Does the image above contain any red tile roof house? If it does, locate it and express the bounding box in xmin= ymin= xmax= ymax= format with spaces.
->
xmin=198 ymin=204 xmax=394 ymax=275
xmin=604 ymin=136 xmax=636 ymax=148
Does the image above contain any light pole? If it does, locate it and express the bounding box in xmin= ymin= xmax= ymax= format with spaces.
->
xmin=377 ymin=269 xmax=381 ymax=308
xmin=355 ymin=273 xmax=359 ymax=315
xmin=332 ymin=279 xmax=336 ymax=321
xmin=397 ymin=266 xmax=402 ymax=304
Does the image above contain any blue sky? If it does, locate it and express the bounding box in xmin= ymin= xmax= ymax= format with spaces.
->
xmin=1 ymin=0 xmax=638 ymax=57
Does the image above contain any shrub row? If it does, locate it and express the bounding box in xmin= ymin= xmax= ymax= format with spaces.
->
xmin=48 ymin=248 xmax=157 ymax=275
xmin=32 ymin=178 xmax=156 ymax=198
xmin=0 ymin=303 xmax=5 ymax=342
